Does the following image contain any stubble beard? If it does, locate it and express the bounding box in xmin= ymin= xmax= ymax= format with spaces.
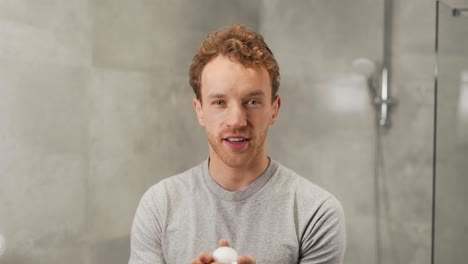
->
xmin=206 ymin=131 xmax=266 ymax=169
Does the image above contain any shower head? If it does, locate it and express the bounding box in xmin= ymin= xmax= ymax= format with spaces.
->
xmin=352 ymin=57 xmax=376 ymax=78
xmin=351 ymin=57 xmax=379 ymax=101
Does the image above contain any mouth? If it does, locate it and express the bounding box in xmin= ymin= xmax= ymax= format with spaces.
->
xmin=223 ymin=137 xmax=250 ymax=150
xmin=224 ymin=137 xmax=249 ymax=142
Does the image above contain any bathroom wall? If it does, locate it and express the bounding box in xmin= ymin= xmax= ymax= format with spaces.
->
xmin=0 ymin=1 xmax=437 ymax=264
xmin=259 ymin=1 xmax=383 ymax=263
xmin=378 ymin=0 xmax=435 ymax=263
xmin=434 ymin=0 xmax=468 ymax=263
xmin=87 ymin=1 xmax=258 ymax=262
xmin=260 ymin=0 xmax=435 ymax=264
xmin=0 ymin=0 xmax=92 ymax=262
xmin=0 ymin=0 xmax=258 ymax=263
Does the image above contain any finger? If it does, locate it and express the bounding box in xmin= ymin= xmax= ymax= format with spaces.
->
xmin=218 ymin=239 xmax=230 ymax=247
xmin=237 ymin=255 xmax=256 ymax=264
xmin=191 ymin=258 xmax=202 ymax=264
xmin=195 ymin=252 xmax=214 ymax=264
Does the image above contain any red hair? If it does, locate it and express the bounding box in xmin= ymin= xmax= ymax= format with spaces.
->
xmin=189 ymin=24 xmax=280 ymax=102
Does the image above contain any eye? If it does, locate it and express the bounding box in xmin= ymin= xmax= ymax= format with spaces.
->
xmin=212 ymin=100 xmax=224 ymax=105
xmin=246 ymin=99 xmax=261 ymax=105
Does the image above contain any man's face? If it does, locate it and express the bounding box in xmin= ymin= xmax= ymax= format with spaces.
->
xmin=193 ymin=55 xmax=280 ymax=169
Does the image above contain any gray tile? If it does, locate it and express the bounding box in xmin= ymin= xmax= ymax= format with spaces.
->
xmin=378 ymin=81 xmax=434 ymax=264
xmin=0 ymin=59 xmax=88 ymax=155
xmin=0 ymin=0 xmax=92 ymax=66
xmin=260 ymin=0 xmax=383 ymax=82
xmin=392 ymin=0 xmax=435 ymax=54
xmin=92 ymin=0 xmax=156 ymax=71
xmin=87 ymin=68 xmax=155 ymax=238
xmin=0 ymin=59 xmax=89 ymax=263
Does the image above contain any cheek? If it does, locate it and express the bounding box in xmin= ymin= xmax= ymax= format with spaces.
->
xmin=250 ymin=119 xmax=271 ymax=138
xmin=203 ymin=109 xmax=225 ymax=125
xmin=202 ymin=113 xmax=222 ymax=134
xmin=252 ymin=111 xmax=273 ymax=126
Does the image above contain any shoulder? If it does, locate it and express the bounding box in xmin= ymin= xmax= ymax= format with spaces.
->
xmin=145 ymin=163 xmax=203 ymax=198
xmin=273 ymin=163 xmax=346 ymax=261
xmin=139 ymin=162 xmax=204 ymax=208
xmin=274 ymin=162 xmax=337 ymax=204
xmin=273 ymin=161 xmax=345 ymax=224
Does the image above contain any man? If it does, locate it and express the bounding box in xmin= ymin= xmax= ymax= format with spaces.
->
xmin=129 ymin=25 xmax=346 ymax=264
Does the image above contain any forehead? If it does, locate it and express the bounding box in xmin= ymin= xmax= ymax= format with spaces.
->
xmin=200 ymin=55 xmax=271 ymax=97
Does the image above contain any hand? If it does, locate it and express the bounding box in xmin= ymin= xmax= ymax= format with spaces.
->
xmin=191 ymin=239 xmax=256 ymax=264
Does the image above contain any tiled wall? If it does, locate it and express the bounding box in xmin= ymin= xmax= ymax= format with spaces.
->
xmin=260 ymin=1 xmax=382 ymax=263
xmin=0 ymin=0 xmax=92 ymax=262
xmin=434 ymin=1 xmax=468 ymax=263
xmin=260 ymin=0 xmax=435 ymax=264
xmin=0 ymin=1 xmax=437 ymax=264
xmin=0 ymin=1 xmax=258 ymax=263
xmin=378 ymin=1 xmax=435 ymax=264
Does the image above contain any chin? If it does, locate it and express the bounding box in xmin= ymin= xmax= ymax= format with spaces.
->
xmin=212 ymin=148 xmax=257 ymax=169
xmin=220 ymin=154 xmax=252 ymax=168
xmin=208 ymin=137 xmax=263 ymax=168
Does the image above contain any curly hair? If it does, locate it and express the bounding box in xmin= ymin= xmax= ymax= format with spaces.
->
xmin=189 ymin=24 xmax=280 ymax=102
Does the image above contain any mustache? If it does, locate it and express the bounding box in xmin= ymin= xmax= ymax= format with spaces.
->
xmin=220 ymin=130 xmax=251 ymax=138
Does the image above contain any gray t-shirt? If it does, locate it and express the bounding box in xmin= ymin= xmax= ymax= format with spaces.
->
xmin=129 ymin=159 xmax=346 ymax=264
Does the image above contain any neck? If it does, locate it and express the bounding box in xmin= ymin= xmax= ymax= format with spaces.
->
xmin=208 ymin=154 xmax=270 ymax=192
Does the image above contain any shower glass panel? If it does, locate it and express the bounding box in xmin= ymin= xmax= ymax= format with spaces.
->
xmin=434 ymin=1 xmax=468 ymax=263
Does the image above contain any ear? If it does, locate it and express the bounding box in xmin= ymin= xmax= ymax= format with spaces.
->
xmin=193 ymin=97 xmax=205 ymax=126
xmin=269 ymin=95 xmax=281 ymax=125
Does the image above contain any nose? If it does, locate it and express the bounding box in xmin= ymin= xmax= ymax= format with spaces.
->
xmin=226 ymin=104 xmax=247 ymax=129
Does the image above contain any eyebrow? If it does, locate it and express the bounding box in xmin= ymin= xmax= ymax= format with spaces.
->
xmin=207 ymin=89 xmax=266 ymax=99
xmin=206 ymin=93 xmax=225 ymax=100
xmin=246 ymin=89 xmax=266 ymax=97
